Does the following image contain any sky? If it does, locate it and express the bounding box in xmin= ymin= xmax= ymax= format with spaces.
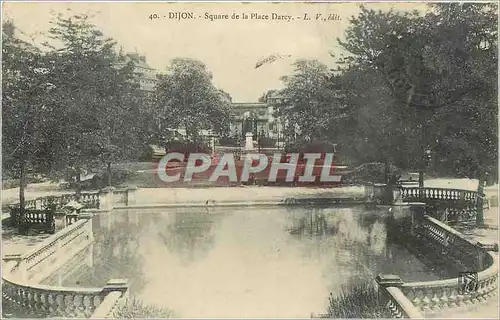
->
xmin=3 ymin=2 xmax=428 ymax=102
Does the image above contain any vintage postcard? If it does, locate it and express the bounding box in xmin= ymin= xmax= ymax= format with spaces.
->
xmin=2 ymin=1 xmax=498 ymax=319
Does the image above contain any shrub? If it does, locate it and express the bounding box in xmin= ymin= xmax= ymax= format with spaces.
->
xmin=114 ymin=298 xmax=174 ymax=318
xmin=219 ymin=136 xmax=238 ymax=147
xmin=258 ymin=137 xmax=276 ymax=148
xmin=167 ymin=140 xmax=211 ymax=154
xmin=2 ymin=179 xmax=20 ymax=189
xmin=91 ymin=168 xmax=136 ymax=189
xmin=322 ymin=281 xmax=388 ymax=319
xmin=284 ymin=140 xmax=337 ymax=154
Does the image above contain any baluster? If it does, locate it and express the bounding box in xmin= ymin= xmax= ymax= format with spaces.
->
xmin=26 ymin=290 xmax=35 ymax=310
xmin=461 ymin=290 xmax=472 ymax=305
xmin=74 ymin=294 xmax=85 ymax=317
xmin=430 ymin=289 xmax=441 ymax=310
xmin=478 ymin=281 xmax=487 ymax=301
xmin=448 ymin=288 xmax=458 ymax=307
xmin=55 ymin=294 xmax=65 ymax=317
xmin=411 ymin=289 xmax=422 ymax=309
xmin=421 ymin=289 xmax=431 ymax=312
xmin=439 ymin=287 xmax=449 ymax=308
xmin=487 ymin=278 xmax=496 ymax=298
xmin=387 ymin=300 xmax=403 ymax=318
xmin=47 ymin=293 xmax=56 ymax=316
xmin=40 ymin=292 xmax=48 ymax=316
xmin=93 ymin=295 xmax=102 ymax=310
xmin=32 ymin=291 xmax=41 ymax=314
xmin=22 ymin=289 xmax=30 ymax=308
xmin=64 ymin=294 xmax=75 ymax=317
xmin=83 ymin=295 xmax=93 ymax=317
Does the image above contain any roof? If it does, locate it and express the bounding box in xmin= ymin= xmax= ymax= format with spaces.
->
xmin=118 ymin=53 xmax=155 ymax=70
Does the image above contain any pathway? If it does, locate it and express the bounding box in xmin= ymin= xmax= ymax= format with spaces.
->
xmin=2 ymin=218 xmax=66 ymax=257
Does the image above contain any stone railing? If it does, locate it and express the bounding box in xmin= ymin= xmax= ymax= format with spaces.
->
xmin=2 ymin=264 xmax=129 ymax=318
xmin=377 ymin=214 xmax=498 ymax=318
xmin=2 ymin=217 xmax=129 ymax=318
xmin=3 ymin=218 xmax=94 ymax=285
xmin=397 ymin=186 xmax=491 ymax=226
xmin=22 ymin=191 xmax=101 ymax=210
xmin=399 ymin=187 xmax=478 ymax=205
xmin=376 ymin=275 xmax=424 ymax=319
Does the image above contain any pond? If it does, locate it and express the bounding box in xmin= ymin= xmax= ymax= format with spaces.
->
xmin=47 ymin=206 xmax=442 ymax=318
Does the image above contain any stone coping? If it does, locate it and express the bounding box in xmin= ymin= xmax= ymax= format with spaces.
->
xmin=402 ymin=251 xmax=497 ymax=289
xmin=3 ymin=219 xmax=89 ymax=263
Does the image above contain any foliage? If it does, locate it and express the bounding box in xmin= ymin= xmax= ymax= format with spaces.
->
xmin=41 ymin=12 xmax=145 ymax=185
xmin=167 ymin=139 xmax=212 ymax=154
xmin=276 ymin=60 xmax=346 ymax=142
xmin=284 ymin=139 xmax=337 ymax=154
xmin=344 ymin=162 xmax=402 ymax=184
xmin=2 ymin=21 xmax=54 ymax=182
xmin=219 ymin=136 xmax=239 ymax=147
xmin=322 ymin=281 xmax=388 ymax=318
xmin=65 ymin=168 xmax=136 ymax=190
xmin=153 ymin=58 xmax=232 ymax=142
xmin=113 ymin=298 xmax=174 ymax=318
xmin=332 ymin=3 xmax=496 ymax=179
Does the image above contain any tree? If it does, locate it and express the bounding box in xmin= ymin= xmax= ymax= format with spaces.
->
xmin=422 ymin=3 xmax=498 ymax=181
xmin=2 ymin=20 xmax=54 ymax=214
xmin=153 ymin=58 xmax=232 ymax=144
xmin=276 ymin=59 xmax=345 ymax=143
xmin=42 ymin=13 xmax=144 ymax=194
xmin=258 ymin=89 xmax=277 ymax=103
xmin=336 ymin=3 xmax=497 ymax=182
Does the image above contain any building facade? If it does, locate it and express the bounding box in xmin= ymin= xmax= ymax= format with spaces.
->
xmin=229 ymin=92 xmax=285 ymax=144
xmin=116 ymin=52 xmax=158 ymax=92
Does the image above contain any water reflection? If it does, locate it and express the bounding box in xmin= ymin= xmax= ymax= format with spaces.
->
xmin=153 ymin=209 xmax=223 ymax=265
xmin=47 ymin=206 xmax=440 ymax=318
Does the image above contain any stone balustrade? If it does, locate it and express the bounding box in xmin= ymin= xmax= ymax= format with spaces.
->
xmin=2 ymin=216 xmax=129 ymax=318
xmin=4 ymin=218 xmax=94 ymax=284
xmin=23 ymin=192 xmax=100 ymax=211
xmin=400 ymin=257 xmax=498 ymax=316
xmin=2 ymin=265 xmax=128 ymax=319
xmin=376 ymin=275 xmax=424 ymax=319
xmin=399 ymin=187 xmax=478 ymax=205
xmin=378 ymin=213 xmax=498 ymax=318
xmin=398 ymin=186 xmax=490 ymax=227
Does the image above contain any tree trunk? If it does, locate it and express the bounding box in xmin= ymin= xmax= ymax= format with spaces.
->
xmin=107 ymin=162 xmax=112 ymax=187
xmin=18 ymin=155 xmax=27 ymax=234
xmin=75 ymin=167 xmax=82 ymax=201
xmin=384 ymin=160 xmax=394 ymax=205
xmin=476 ymin=177 xmax=485 ymax=226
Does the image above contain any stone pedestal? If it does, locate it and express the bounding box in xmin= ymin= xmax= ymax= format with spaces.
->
xmin=126 ymin=187 xmax=137 ymax=206
xmin=99 ymin=187 xmax=115 ymax=212
xmin=104 ymin=278 xmax=130 ymax=299
xmin=245 ymin=132 xmax=254 ymax=150
xmin=376 ymin=274 xmax=404 ymax=288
